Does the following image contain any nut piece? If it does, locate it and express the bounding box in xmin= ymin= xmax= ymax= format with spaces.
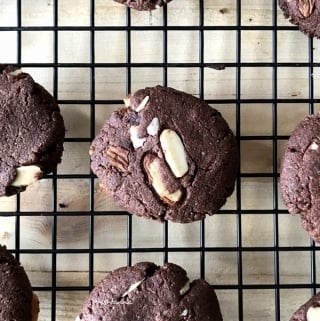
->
xmin=298 ymin=0 xmax=316 ymax=18
xmin=11 ymin=165 xmax=43 ymax=187
xmin=144 ymin=155 xmax=182 ymax=205
xmin=309 ymin=142 xmax=319 ymax=150
xmin=179 ymin=280 xmax=190 ymax=296
xmin=130 ymin=126 xmax=147 ymax=149
xmin=104 ymin=145 xmax=129 ymax=173
xmin=180 ymin=309 xmax=188 ymax=317
xmin=160 ymin=129 xmax=188 ymax=178
xmin=75 ymin=316 xmax=81 ymax=321
xmin=9 ymin=69 xmax=23 ymax=76
xmin=147 ymin=117 xmax=160 ymax=136
xmin=122 ymin=279 xmax=145 ymax=297
xmin=123 ymin=96 xmax=131 ymax=107
xmin=307 ymin=306 xmax=320 ymax=321
xmin=32 ymin=293 xmax=40 ymax=321
xmin=135 ymin=96 xmax=149 ymax=112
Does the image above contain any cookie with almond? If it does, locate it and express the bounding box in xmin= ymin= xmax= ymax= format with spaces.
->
xmin=279 ymin=0 xmax=320 ymax=38
xmin=90 ymin=86 xmax=238 ymax=223
xmin=0 ymin=65 xmax=65 ymax=196
xmin=75 ymin=262 xmax=223 ymax=321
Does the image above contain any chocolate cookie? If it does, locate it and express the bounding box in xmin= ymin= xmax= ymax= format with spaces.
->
xmin=278 ymin=0 xmax=320 ymax=38
xmin=0 ymin=65 xmax=65 ymax=196
xmin=114 ymin=0 xmax=172 ymax=10
xmin=90 ymin=86 xmax=238 ymax=223
xmin=280 ymin=112 xmax=320 ymax=242
xmin=0 ymin=245 xmax=39 ymax=321
xmin=289 ymin=292 xmax=320 ymax=321
xmin=76 ymin=262 xmax=223 ymax=321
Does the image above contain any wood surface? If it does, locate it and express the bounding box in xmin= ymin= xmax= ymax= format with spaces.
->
xmin=0 ymin=0 xmax=319 ymax=320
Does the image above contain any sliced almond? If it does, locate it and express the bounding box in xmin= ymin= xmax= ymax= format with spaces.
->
xmin=135 ymin=96 xmax=149 ymax=112
xmin=179 ymin=280 xmax=190 ymax=296
xmin=160 ymin=129 xmax=188 ymax=178
xmin=11 ymin=165 xmax=43 ymax=187
xmin=122 ymin=279 xmax=145 ymax=297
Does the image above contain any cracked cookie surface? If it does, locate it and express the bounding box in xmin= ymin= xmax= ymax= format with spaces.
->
xmin=280 ymin=112 xmax=320 ymax=242
xmin=76 ymin=262 xmax=223 ymax=321
xmin=90 ymin=86 xmax=238 ymax=223
xmin=114 ymin=0 xmax=172 ymax=10
xmin=0 ymin=65 xmax=65 ymax=196
xmin=278 ymin=0 xmax=320 ymax=38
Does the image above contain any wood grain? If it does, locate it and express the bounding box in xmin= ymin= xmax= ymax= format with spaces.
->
xmin=0 ymin=0 xmax=318 ymax=320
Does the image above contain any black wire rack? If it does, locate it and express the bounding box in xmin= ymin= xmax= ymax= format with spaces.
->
xmin=1 ymin=0 xmax=320 ymax=320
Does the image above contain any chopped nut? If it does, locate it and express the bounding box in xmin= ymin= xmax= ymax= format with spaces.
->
xmin=123 ymin=96 xmax=131 ymax=107
xmin=179 ymin=280 xmax=190 ymax=296
xmin=75 ymin=316 xmax=81 ymax=321
xmin=309 ymin=142 xmax=319 ymax=150
xmin=104 ymin=146 xmax=129 ymax=172
xmin=146 ymin=117 xmax=160 ymax=136
xmin=180 ymin=309 xmax=188 ymax=317
xmin=130 ymin=126 xmax=147 ymax=149
xmin=122 ymin=279 xmax=145 ymax=297
xmin=9 ymin=69 xmax=23 ymax=76
xmin=297 ymin=0 xmax=316 ymax=18
xmin=144 ymin=155 xmax=182 ymax=205
xmin=160 ymin=129 xmax=188 ymax=178
xmin=307 ymin=306 xmax=320 ymax=321
xmin=135 ymin=96 xmax=149 ymax=112
xmin=11 ymin=165 xmax=43 ymax=187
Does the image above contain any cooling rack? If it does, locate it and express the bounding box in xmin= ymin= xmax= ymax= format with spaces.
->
xmin=0 ymin=0 xmax=320 ymax=320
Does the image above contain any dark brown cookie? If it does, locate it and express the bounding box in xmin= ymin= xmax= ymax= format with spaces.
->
xmin=278 ymin=0 xmax=320 ymax=38
xmin=289 ymin=292 xmax=320 ymax=321
xmin=0 ymin=245 xmax=39 ymax=321
xmin=76 ymin=262 xmax=223 ymax=321
xmin=280 ymin=112 xmax=320 ymax=242
xmin=90 ymin=86 xmax=238 ymax=223
xmin=0 ymin=65 xmax=65 ymax=196
xmin=114 ymin=0 xmax=172 ymax=10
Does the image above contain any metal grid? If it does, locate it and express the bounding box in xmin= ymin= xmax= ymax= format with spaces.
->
xmin=0 ymin=0 xmax=319 ymax=320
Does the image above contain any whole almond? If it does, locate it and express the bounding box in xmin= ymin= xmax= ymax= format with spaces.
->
xmin=160 ymin=129 xmax=188 ymax=178
xmin=144 ymin=155 xmax=182 ymax=205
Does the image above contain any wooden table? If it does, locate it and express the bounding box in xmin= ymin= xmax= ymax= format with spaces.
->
xmin=0 ymin=0 xmax=319 ymax=320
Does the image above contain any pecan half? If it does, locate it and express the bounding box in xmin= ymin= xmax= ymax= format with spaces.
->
xmin=297 ymin=0 xmax=316 ymax=18
xmin=104 ymin=146 xmax=129 ymax=173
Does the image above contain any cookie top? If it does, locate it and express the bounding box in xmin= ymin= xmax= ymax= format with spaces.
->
xmin=290 ymin=292 xmax=320 ymax=321
xmin=0 ymin=245 xmax=34 ymax=321
xmin=278 ymin=0 xmax=320 ymax=38
xmin=114 ymin=0 xmax=171 ymax=10
xmin=90 ymin=86 xmax=238 ymax=223
xmin=0 ymin=65 xmax=65 ymax=196
xmin=76 ymin=262 xmax=223 ymax=321
xmin=280 ymin=113 xmax=320 ymax=242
